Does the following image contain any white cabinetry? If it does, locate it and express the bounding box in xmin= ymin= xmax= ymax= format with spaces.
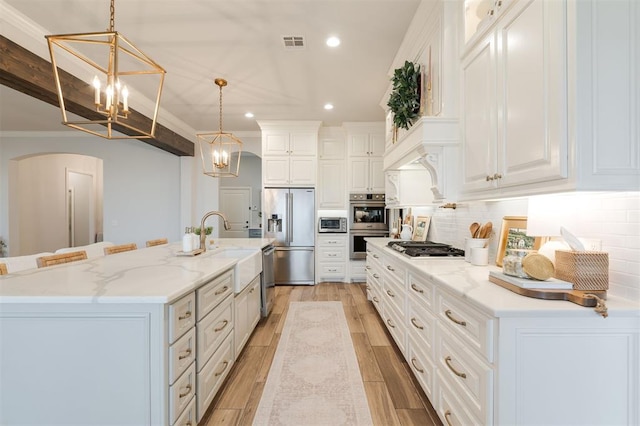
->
xmin=259 ymin=121 xmax=321 ymax=186
xmin=461 ymin=0 xmax=567 ymax=196
xmin=316 ymin=235 xmax=348 ymax=282
xmin=234 ymin=274 xmax=261 ymax=356
xmin=345 ymin=123 xmax=385 ymax=193
xmin=460 ymin=0 xmax=640 ymax=199
xmin=365 ymin=242 xmax=639 ymax=426
xmin=385 ymin=168 xmax=434 ymax=207
xmin=318 ymin=160 xmax=347 ymax=209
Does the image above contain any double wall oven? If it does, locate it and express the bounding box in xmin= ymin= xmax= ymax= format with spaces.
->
xmin=349 ymin=193 xmax=388 ymax=259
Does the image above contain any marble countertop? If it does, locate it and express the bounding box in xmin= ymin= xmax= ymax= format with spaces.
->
xmin=367 ymin=238 xmax=640 ymax=318
xmin=0 ymin=238 xmax=275 ymax=304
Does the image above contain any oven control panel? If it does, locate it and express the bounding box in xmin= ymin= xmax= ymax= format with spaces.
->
xmin=350 ymin=193 xmax=385 ymax=201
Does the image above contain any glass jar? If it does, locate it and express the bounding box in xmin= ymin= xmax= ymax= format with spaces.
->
xmin=502 ymin=249 xmax=534 ymax=278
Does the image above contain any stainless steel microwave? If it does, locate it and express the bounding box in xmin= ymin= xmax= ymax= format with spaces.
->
xmin=318 ymin=217 xmax=348 ymax=233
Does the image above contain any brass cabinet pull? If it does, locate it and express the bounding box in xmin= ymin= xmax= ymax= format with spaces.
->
xmin=493 ymin=173 xmax=502 ymax=180
xmin=214 ymin=319 xmax=229 ymax=332
xmin=410 ymin=283 xmax=424 ymax=293
xmin=373 ymin=296 xmax=380 ymax=303
xmin=386 ymin=265 xmax=395 ymax=271
xmin=214 ymin=360 xmax=229 ymax=377
xmin=373 ymin=254 xmax=379 ymax=259
xmin=445 ymin=309 xmax=467 ymax=326
xmin=178 ymin=348 xmax=192 ymax=360
xmin=444 ymin=410 xmax=454 ymax=426
xmin=410 ymin=317 xmax=424 ymax=330
xmin=373 ymin=273 xmax=380 ymax=279
xmin=410 ymin=357 xmax=424 ymax=373
xmin=486 ymin=175 xmax=494 ymax=181
xmin=214 ymin=285 xmax=229 ymax=295
xmin=249 ymin=288 xmax=254 ymax=293
xmin=386 ymin=318 xmax=395 ymax=328
xmin=386 ymin=289 xmax=395 ymax=298
xmin=178 ymin=384 xmax=192 ymax=398
xmin=178 ymin=311 xmax=192 ymax=320
xmin=445 ymin=356 xmax=467 ymax=378
xmin=366 ymin=265 xmax=371 ymax=270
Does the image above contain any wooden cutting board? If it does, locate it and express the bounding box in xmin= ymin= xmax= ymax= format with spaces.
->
xmin=488 ymin=273 xmax=606 ymax=307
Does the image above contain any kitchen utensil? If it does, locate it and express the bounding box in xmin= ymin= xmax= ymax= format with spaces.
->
xmin=560 ymin=226 xmax=585 ymax=251
xmin=470 ymin=222 xmax=480 ymax=238
xmin=478 ymin=221 xmax=493 ymax=239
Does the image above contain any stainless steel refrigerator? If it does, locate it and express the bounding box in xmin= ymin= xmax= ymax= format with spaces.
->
xmin=263 ymin=187 xmax=315 ymax=285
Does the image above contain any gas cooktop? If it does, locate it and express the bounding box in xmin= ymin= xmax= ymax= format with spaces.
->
xmin=387 ymin=240 xmax=465 ymax=258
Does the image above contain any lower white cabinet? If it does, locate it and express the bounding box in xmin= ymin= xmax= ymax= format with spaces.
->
xmin=316 ymin=235 xmax=348 ymax=282
xmin=196 ymin=332 xmax=234 ymax=420
xmin=365 ymin=241 xmax=640 ymax=426
xmin=234 ymin=274 xmax=261 ymax=356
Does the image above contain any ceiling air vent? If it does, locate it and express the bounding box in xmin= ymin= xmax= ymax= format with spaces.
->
xmin=282 ymin=36 xmax=305 ymax=49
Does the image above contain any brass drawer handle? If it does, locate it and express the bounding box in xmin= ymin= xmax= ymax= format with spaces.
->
xmin=214 ymin=319 xmax=229 ymax=332
xmin=178 ymin=348 xmax=192 ymax=360
xmin=214 ymin=360 xmax=229 ymax=377
xmin=410 ymin=357 xmax=424 ymax=373
xmin=386 ymin=289 xmax=395 ymax=297
xmin=178 ymin=311 xmax=192 ymax=320
xmin=445 ymin=356 xmax=467 ymax=378
xmin=444 ymin=410 xmax=453 ymax=426
xmin=372 ymin=296 xmax=380 ymax=303
xmin=445 ymin=309 xmax=467 ymax=326
xmin=410 ymin=283 xmax=424 ymax=293
xmin=214 ymin=285 xmax=229 ymax=295
xmin=410 ymin=317 xmax=424 ymax=330
xmin=178 ymin=384 xmax=192 ymax=398
xmin=373 ymin=254 xmax=379 ymax=259
xmin=373 ymin=273 xmax=380 ymax=279
xmin=386 ymin=265 xmax=395 ymax=271
xmin=386 ymin=318 xmax=395 ymax=328
xmin=366 ymin=265 xmax=371 ymax=270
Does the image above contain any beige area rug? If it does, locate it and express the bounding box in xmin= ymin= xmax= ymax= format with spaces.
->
xmin=253 ymin=301 xmax=373 ymax=426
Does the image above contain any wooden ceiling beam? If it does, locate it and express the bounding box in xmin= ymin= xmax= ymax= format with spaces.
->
xmin=0 ymin=35 xmax=194 ymax=157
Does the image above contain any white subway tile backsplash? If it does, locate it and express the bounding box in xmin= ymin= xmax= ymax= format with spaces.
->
xmin=430 ymin=192 xmax=640 ymax=302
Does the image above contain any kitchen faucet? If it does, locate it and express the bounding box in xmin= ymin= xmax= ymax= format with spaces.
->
xmin=199 ymin=211 xmax=231 ymax=251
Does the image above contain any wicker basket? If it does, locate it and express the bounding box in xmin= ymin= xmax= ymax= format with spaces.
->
xmin=554 ymin=250 xmax=609 ymax=291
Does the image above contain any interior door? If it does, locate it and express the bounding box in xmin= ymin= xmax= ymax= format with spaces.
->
xmin=219 ymin=187 xmax=251 ymax=238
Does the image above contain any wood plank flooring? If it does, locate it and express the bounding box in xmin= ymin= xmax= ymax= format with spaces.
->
xmin=201 ymin=283 xmax=442 ymax=426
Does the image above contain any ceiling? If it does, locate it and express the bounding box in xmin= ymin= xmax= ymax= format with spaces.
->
xmin=0 ymin=0 xmax=422 ymax=138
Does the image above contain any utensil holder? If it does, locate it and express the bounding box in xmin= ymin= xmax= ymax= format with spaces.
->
xmin=554 ymin=250 xmax=609 ymax=290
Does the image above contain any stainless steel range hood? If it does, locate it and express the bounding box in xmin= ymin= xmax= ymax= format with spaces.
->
xmin=383 ymin=117 xmax=459 ymax=202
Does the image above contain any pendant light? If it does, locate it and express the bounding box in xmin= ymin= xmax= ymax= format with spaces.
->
xmin=196 ymin=78 xmax=243 ymax=178
xmin=45 ymin=0 xmax=165 ymax=139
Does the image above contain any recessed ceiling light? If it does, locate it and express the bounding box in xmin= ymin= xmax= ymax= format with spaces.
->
xmin=326 ymin=36 xmax=340 ymax=47
xmin=244 ymin=112 xmax=254 ymax=118
xmin=324 ymin=103 xmax=334 ymax=110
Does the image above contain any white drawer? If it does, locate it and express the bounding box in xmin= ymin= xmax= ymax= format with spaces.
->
xmin=169 ymin=292 xmax=196 ymax=344
xmin=169 ymin=363 xmax=196 ymax=425
xmin=169 ymin=327 xmax=196 ymax=384
xmin=319 ymin=263 xmax=346 ymax=276
xmin=382 ymin=255 xmax=405 ymax=283
xmin=407 ymin=301 xmax=436 ymax=361
xmin=383 ymin=274 xmax=405 ymax=319
xmin=318 ymin=236 xmax=347 ymax=247
xmin=197 ymin=295 xmax=233 ymax=370
xmin=408 ymin=331 xmax=436 ymax=400
xmin=383 ymin=299 xmax=406 ymax=354
xmin=369 ymin=284 xmax=383 ymax=316
xmin=197 ymin=332 xmax=234 ymax=421
xmin=436 ymin=371 xmax=483 ymax=426
xmin=437 ymin=289 xmax=495 ymax=362
xmin=173 ymin=395 xmax=196 ymax=426
xmin=407 ymin=272 xmax=435 ymax=314
xmin=197 ymin=269 xmax=233 ymax=321
xmin=436 ymin=323 xmax=493 ymax=423
xmin=319 ymin=247 xmax=346 ymax=261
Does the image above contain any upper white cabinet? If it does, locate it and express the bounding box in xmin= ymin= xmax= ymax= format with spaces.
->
xmin=258 ymin=121 xmax=321 ymax=187
xmin=386 ymin=168 xmax=434 ymax=207
xmin=345 ymin=123 xmax=385 ymax=193
xmin=463 ymin=0 xmax=514 ymax=50
xmin=318 ymin=160 xmax=347 ymax=208
xmin=460 ymin=0 xmax=640 ymax=200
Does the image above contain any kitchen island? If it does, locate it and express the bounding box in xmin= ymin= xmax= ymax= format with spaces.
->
xmin=365 ymin=238 xmax=640 ymax=426
xmin=0 ymin=238 xmax=274 ymax=426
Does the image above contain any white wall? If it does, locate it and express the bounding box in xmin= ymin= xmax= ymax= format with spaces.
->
xmin=0 ymin=131 xmax=185 ymax=252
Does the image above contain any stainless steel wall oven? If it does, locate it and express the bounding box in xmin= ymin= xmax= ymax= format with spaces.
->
xmin=349 ymin=193 xmax=388 ymax=259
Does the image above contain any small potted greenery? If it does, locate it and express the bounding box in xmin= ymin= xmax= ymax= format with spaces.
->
xmin=387 ymin=60 xmax=422 ymax=131
xmin=193 ymin=226 xmax=215 ymax=249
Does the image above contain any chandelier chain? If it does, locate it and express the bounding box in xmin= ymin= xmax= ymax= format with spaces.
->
xmin=109 ymin=0 xmax=115 ymax=32
xmin=218 ymin=84 xmax=223 ymax=133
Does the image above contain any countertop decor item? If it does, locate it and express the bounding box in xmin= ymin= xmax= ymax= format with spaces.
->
xmin=495 ymin=216 xmax=546 ymax=267
xmin=412 ymin=216 xmax=431 ymax=241
xmin=521 ymin=252 xmax=555 ymax=280
xmin=387 ymin=60 xmax=422 ymax=130
xmin=554 ymin=250 xmax=609 ymax=290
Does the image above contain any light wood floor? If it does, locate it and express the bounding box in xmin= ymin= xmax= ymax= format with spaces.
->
xmin=200 ymin=283 xmax=442 ymax=426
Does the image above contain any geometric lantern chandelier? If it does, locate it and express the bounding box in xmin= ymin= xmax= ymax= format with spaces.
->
xmin=196 ymin=78 xmax=243 ymax=178
xmin=45 ymin=0 xmax=165 ymax=139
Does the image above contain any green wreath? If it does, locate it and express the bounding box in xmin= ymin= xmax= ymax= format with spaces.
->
xmin=387 ymin=61 xmax=421 ymax=130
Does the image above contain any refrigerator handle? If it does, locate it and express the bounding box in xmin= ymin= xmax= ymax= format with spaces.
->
xmin=289 ymin=192 xmax=293 ymax=243
xmin=285 ymin=192 xmax=290 ymax=244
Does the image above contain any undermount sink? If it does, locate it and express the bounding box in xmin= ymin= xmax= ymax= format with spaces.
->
xmin=211 ymin=249 xmax=262 ymax=293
